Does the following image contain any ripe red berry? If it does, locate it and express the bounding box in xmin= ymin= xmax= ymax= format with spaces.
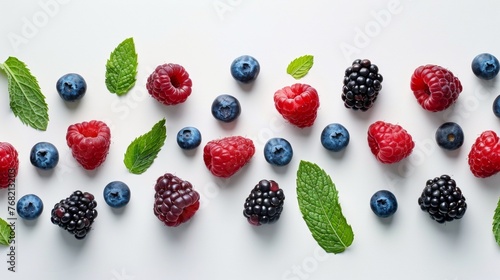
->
xmin=146 ymin=63 xmax=192 ymax=105
xmin=468 ymin=130 xmax=500 ymax=178
xmin=203 ymin=136 xmax=255 ymax=178
xmin=367 ymin=121 xmax=415 ymax=164
xmin=66 ymin=120 xmax=111 ymax=170
xmin=0 ymin=142 xmax=19 ymax=189
xmin=274 ymin=83 xmax=320 ymax=128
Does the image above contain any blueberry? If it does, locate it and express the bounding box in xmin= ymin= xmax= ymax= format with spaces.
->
xmin=320 ymin=123 xmax=350 ymax=152
xmin=56 ymin=73 xmax=87 ymax=102
xmin=17 ymin=194 xmax=43 ymax=220
xmin=103 ymin=181 xmax=131 ymax=208
xmin=30 ymin=142 xmax=59 ymax=170
xmin=493 ymin=95 xmax=500 ymax=118
xmin=176 ymin=126 xmax=202 ymax=150
xmin=211 ymin=94 xmax=241 ymax=122
xmin=264 ymin=138 xmax=293 ymax=166
xmin=471 ymin=53 xmax=500 ymax=80
xmin=230 ymin=55 xmax=260 ymax=83
xmin=370 ymin=190 xmax=398 ymax=218
xmin=435 ymin=122 xmax=464 ymax=150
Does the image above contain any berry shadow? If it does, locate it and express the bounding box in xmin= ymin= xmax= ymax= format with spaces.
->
xmin=21 ymin=218 xmax=40 ymax=228
xmin=110 ymin=206 xmax=128 ymax=216
xmin=61 ymin=99 xmax=83 ymax=111
xmin=375 ymin=215 xmax=395 ymax=226
xmin=270 ymin=163 xmax=291 ymax=175
xmin=325 ymin=148 xmax=348 ymax=160
xmin=428 ymin=218 xmax=463 ymax=240
xmin=216 ymin=119 xmax=239 ymax=131
xmin=152 ymin=99 xmax=188 ymax=121
xmin=59 ymin=229 xmax=90 ymax=251
xmin=438 ymin=147 xmax=463 ymax=160
xmin=348 ymin=107 xmax=377 ymax=122
xmin=181 ymin=148 xmax=199 ymax=158
xmin=35 ymin=168 xmax=56 ymax=178
xmin=235 ymin=80 xmax=257 ymax=93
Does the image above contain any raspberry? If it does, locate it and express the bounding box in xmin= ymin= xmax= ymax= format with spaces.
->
xmin=467 ymin=130 xmax=500 ymax=178
xmin=146 ymin=63 xmax=192 ymax=105
xmin=153 ymin=173 xmax=200 ymax=227
xmin=203 ymin=136 xmax=255 ymax=178
xmin=367 ymin=121 xmax=415 ymax=164
xmin=274 ymin=83 xmax=320 ymax=128
xmin=410 ymin=64 xmax=463 ymax=112
xmin=0 ymin=142 xmax=18 ymax=189
xmin=66 ymin=120 xmax=111 ymax=170
xmin=243 ymin=179 xmax=285 ymax=226
xmin=341 ymin=59 xmax=383 ymax=111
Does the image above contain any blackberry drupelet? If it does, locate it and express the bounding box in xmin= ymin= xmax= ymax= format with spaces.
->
xmin=418 ymin=175 xmax=467 ymax=223
xmin=243 ymin=179 xmax=285 ymax=226
xmin=50 ymin=190 xmax=98 ymax=239
xmin=342 ymin=59 xmax=383 ymax=111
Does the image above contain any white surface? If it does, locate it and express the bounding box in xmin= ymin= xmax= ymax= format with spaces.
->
xmin=1 ymin=0 xmax=500 ymax=279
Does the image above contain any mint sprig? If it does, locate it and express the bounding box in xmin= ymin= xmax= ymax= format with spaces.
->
xmin=0 ymin=218 xmax=12 ymax=246
xmin=287 ymin=54 xmax=314 ymax=79
xmin=105 ymin=37 xmax=138 ymax=95
xmin=296 ymin=160 xmax=354 ymax=254
xmin=493 ymin=196 xmax=500 ymax=246
xmin=0 ymin=57 xmax=49 ymax=131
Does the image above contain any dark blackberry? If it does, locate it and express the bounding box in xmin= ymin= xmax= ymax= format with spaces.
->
xmin=50 ymin=190 xmax=98 ymax=239
xmin=341 ymin=59 xmax=383 ymax=111
xmin=417 ymin=175 xmax=467 ymax=223
xmin=243 ymin=179 xmax=285 ymax=226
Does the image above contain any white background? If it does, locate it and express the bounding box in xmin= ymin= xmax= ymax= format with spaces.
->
xmin=1 ymin=0 xmax=500 ymax=279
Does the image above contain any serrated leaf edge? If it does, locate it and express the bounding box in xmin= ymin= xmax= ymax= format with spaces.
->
xmin=0 ymin=218 xmax=12 ymax=246
xmin=493 ymin=197 xmax=500 ymax=246
xmin=105 ymin=37 xmax=138 ymax=95
xmin=287 ymin=54 xmax=314 ymax=80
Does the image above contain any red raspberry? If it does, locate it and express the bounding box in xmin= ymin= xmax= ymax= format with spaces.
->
xmin=203 ymin=136 xmax=255 ymax=178
xmin=410 ymin=64 xmax=463 ymax=112
xmin=367 ymin=121 xmax=415 ymax=164
xmin=467 ymin=130 xmax=500 ymax=178
xmin=0 ymin=142 xmax=19 ymax=189
xmin=274 ymin=83 xmax=320 ymax=128
xmin=146 ymin=63 xmax=192 ymax=105
xmin=66 ymin=120 xmax=111 ymax=170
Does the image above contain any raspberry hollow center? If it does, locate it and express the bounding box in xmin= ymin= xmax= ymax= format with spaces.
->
xmin=170 ymin=76 xmax=180 ymax=88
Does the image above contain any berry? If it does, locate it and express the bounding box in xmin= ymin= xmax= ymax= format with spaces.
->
xmin=418 ymin=175 xmax=467 ymax=223
xmin=435 ymin=122 xmax=464 ymax=151
xmin=320 ymin=123 xmax=350 ymax=152
xmin=367 ymin=121 xmax=414 ymax=164
xmin=263 ymin=138 xmax=293 ymax=166
xmin=56 ymin=73 xmax=87 ymax=102
xmin=66 ymin=120 xmax=111 ymax=170
xmin=211 ymin=94 xmax=241 ymax=122
xmin=17 ymin=194 xmax=43 ymax=220
xmin=243 ymin=179 xmax=285 ymax=226
xmin=203 ymin=136 xmax=255 ymax=178
xmin=176 ymin=126 xmax=202 ymax=150
xmin=341 ymin=59 xmax=383 ymax=111
xmin=471 ymin=53 xmax=500 ymax=80
xmin=103 ymin=181 xmax=131 ymax=208
xmin=230 ymin=55 xmax=260 ymax=83
xmin=153 ymin=173 xmax=200 ymax=227
xmin=30 ymin=142 xmax=59 ymax=170
xmin=410 ymin=64 xmax=463 ymax=112
xmin=493 ymin=95 xmax=500 ymax=118
xmin=467 ymin=130 xmax=500 ymax=178
xmin=146 ymin=63 xmax=192 ymax=105
xmin=274 ymin=83 xmax=320 ymax=128
xmin=50 ymin=190 xmax=98 ymax=239
xmin=370 ymin=190 xmax=397 ymax=218
xmin=0 ymin=142 xmax=18 ymax=189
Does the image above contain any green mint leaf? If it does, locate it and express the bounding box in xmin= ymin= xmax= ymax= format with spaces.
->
xmin=0 ymin=57 xmax=49 ymax=130
xmin=287 ymin=54 xmax=314 ymax=79
xmin=296 ymin=160 xmax=354 ymax=254
xmin=105 ymin=37 xmax=138 ymax=95
xmin=124 ymin=118 xmax=166 ymax=174
xmin=493 ymin=197 xmax=500 ymax=246
xmin=0 ymin=218 xmax=12 ymax=246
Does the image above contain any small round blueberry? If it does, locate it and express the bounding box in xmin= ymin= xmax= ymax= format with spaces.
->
xmin=435 ymin=122 xmax=464 ymax=150
xmin=211 ymin=94 xmax=241 ymax=122
xmin=370 ymin=190 xmax=398 ymax=218
xmin=30 ymin=142 xmax=59 ymax=170
xmin=56 ymin=73 xmax=87 ymax=102
xmin=320 ymin=123 xmax=350 ymax=152
xmin=230 ymin=55 xmax=260 ymax=83
xmin=103 ymin=181 xmax=131 ymax=208
xmin=493 ymin=95 xmax=500 ymax=118
xmin=176 ymin=126 xmax=202 ymax=150
xmin=17 ymin=194 xmax=43 ymax=220
xmin=471 ymin=53 xmax=500 ymax=80
xmin=264 ymin=138 xmax=293 ymax=166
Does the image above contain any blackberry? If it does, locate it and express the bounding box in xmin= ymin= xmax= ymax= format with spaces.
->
xmin=418 ymin=175 xmax=467 ymax=223
xmin=341 ymin=59 xmax=383 ymax=111
xmin=50 ymin=190 xmax=98 ymax=239
xmin=243 ymin=179 xmax=285 ymax=226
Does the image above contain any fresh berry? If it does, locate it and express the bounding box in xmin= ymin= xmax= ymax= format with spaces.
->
xmin=176 ymin=126 xmax=202 ymax=150
xmin=410 ymin=64 xmax=463 ymax=112
xmin=370 ymin=190 xmax=398 ymax=218
xmin=30 ymin=142 xmax=59 ymax=170
xmin=367 ymin=121 xmax=415 ymax=164
xmin=17 ymin=194 xmax=43 ymax=220
xmin=203 ymin=136 xmax=255 ymax=178
xmin=56 ymin=73 xmax=87 ymax=102
xmin=103 ymin=181 xmax=131 ymax=208
xmin=493 ymin=95 xmax=500 ymax=118
xmin=471 ymin=53 xmax=500 ymax=80
xmin=230 ymin=55 xmax=260 ymax=83
xmin=467 ymin=130 xmax=500 ymax=178
xmin=243 ymin=179 xmax=285 ymax=226
xmin=50 ymin=190 xmax=98 ymax=239
xmin=66 ymin=120 xmax=111 ymax=170
xmin=341 ymin=59 xmax=383 ymax=111
xmin=263 ymin=138 xmax=293 ymax=166
xmin=418 ymin=175 xmax=467 ymax=223
xmin=321 ymin=123 xmax=350 ymax=152
xmin=274 ymin=83 xmax=320 ymax=128
xmin=435 ymin=122 xmax=464 ymax=151
xmin=211 ymin=94 xmax=241 ymax=122
xmin=153 ymin=173 xmax=200 ymax=227
xmin=146 ymin=63 xmax=192 ymax=105
xmin=0 ymin=142 xmax=18 ymax=189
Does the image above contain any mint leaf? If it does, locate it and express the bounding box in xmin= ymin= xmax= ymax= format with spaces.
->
xmin=287 ymin=54 xmax=314 ymax=79
xmin=493 ymin=197 xmax=500 ymax=246
xmin=105 ymin=37 xmax=138 ymax=95
xmin=124 ymin=118 xmax=166 ymax=174
xmin=0 ymin=218 xmax=12 ymax=246
xmin=0 ymin=57 xmax=49 ymax=130
xmin=296 ymin=160 xmax=354 ymax=254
